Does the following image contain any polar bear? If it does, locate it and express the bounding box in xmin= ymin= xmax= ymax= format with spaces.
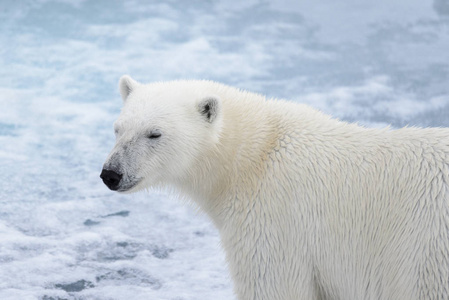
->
xmin=101 ymin=75 xmax=449 ymax=300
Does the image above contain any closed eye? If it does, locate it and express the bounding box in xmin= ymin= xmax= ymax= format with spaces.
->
xmin=148 ymin=132 xmax=161 ymax=139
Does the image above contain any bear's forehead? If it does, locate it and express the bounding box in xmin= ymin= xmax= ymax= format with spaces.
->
xmin=117 ymin=94 xmax=190 ymax=129
xmin=117 ymin=80 xmax=220 ymax=127
xmin=118 ymin=102 xmax=169 ymax=126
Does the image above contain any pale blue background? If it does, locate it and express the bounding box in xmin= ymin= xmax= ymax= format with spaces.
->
xmin=0 ymin=1 xmax=448 ymax=299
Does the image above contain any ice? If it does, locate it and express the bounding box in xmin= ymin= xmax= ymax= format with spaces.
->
xmin=0 ymin=0 xmax=448 ymax=299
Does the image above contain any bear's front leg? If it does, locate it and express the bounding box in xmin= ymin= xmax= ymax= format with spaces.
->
xmin=223 ymin=229 xmax=319 ymax=300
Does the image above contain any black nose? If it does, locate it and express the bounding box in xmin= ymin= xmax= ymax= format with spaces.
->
xmin=100 ymin=169 xmax=123 ymax=191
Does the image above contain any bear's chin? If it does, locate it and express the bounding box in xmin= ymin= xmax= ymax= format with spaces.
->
xmin=116 ymin=179 xmax=144 ymax=194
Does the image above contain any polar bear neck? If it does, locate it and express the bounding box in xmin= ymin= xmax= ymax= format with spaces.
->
xmin=174 ymin=86 xmax=332 ymax=229
xmin=168 ymin=89 xmax=273 ymax=226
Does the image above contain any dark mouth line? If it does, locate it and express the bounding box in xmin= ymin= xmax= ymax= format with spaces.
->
xmin=117 ymin=179 xmax=142 ymax=192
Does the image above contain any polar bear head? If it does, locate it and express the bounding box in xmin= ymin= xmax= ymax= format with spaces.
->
xmin=100 ymin=76 xmax=223 ymax=193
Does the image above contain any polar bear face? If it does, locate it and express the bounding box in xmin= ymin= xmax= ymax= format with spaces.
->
xmin=101 ymin=76 xmax=222 ymax=193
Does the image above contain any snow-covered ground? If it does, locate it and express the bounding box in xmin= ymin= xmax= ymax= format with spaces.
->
xmin=0 ymin=0 xmax=448 ymax=299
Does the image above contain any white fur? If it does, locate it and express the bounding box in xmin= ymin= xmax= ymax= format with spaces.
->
xmin=103 ymin=76 xmax=449 ymax=300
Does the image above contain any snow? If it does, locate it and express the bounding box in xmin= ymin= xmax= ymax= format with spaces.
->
xmin=0 ymin=0 xmax=448 ymax=299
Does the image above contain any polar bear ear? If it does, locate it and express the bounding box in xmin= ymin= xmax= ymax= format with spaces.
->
xmin=198 ymin=97 xmax=220 ymax=123
xmin=119 ymin=75 xmax=139 ymax=102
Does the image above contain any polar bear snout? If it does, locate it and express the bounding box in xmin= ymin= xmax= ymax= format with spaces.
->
xmin=100 ymin=169 xmax=123 ymax=191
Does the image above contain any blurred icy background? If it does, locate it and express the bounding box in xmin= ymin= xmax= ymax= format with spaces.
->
xmin=0 ymin=0 xmax=448 ymax=299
